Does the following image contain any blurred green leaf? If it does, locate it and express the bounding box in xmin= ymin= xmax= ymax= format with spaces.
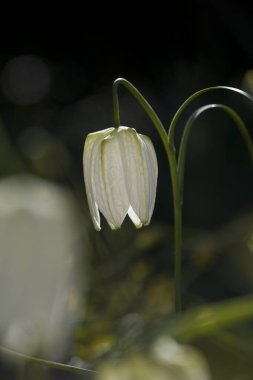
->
xmin=167 ymin=295 xmax=253 ymax=343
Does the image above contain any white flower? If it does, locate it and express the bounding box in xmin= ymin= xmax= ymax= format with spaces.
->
xmin=83 ymin=126 xmax=158 ymax=231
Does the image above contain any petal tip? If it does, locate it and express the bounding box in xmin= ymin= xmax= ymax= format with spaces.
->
xmin=109 ymin=223 xmax=121 ymax=230
xmin=93 ymin=220 xmax=101 ymax=231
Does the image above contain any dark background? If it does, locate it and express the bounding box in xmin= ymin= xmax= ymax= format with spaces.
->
xmin=0 ymin=1 xmax=253 ymax=379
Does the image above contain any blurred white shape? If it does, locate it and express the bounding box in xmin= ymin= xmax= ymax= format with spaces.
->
xmin=0 ymin=174 xmax=87 ymax=360
xmin=96 ymin=337 xmax=211 ymax=380
xmin=1 ymin=55 xmax=51 ymax=104
xmin=151 ymin=337 xmax=211 ymax=380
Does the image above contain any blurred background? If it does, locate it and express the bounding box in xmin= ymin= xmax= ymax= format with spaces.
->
xmin=0 ymin=1 xmax=253 ymax=379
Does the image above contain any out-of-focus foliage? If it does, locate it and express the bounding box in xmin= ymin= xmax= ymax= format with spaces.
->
xmin=72 ymin=215 xmax=253 ymax=380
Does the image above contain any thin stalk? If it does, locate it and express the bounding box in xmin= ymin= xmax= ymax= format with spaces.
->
xmin=177 ymin=104 xmax=253 ymax=203
xmin=113 ymin=78 xmax=183 ymax=313
xmin=0 ymin=345 xmax=96 ymax=377
xmin=165 ymin=86 xmax=253 ymax=313
xmin=168 ymin=85 xmax=253 ymax=144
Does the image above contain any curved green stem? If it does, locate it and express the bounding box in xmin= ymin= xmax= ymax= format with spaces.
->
xmin=113 ymin=78 xmax=183 ymax=313
xmin=113 ymin=79 xmax=253 ymax=315
xmin=168 ymin=86 xmax=253 ymax=146
xmin=113 ymin=78 xmax=170 ymax=153
xmin=0 ymin=345 xmax=96 ymax=376
xmin=177 ymin=104 xmax=253 ymax=203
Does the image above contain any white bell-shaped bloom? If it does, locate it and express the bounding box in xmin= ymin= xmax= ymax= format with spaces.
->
xmin=83 ymin=126 xmax=158 ymax=231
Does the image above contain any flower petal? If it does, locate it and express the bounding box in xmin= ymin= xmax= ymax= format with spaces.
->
xmin=83 ymin=128 xmax=114 ymax=231
xmin=95 ymin=133 xmax=129 ymax=229
xmin=139 ymin=134 xmax=158 ymax=224
xmin=128 ymin=206 xmax=142 ymax=228
xmin=117 ymin=127 xmax=157 ymax=227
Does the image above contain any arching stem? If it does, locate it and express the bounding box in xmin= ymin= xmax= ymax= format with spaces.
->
xmin=0 ymin=345 xmax=96 ymax=377
xmin=113 ymin=79 xmax=253 ymax=316
xmin=168 ymin=85 xmax=253 ymax=145
xmin=113 ymin=78 xmax=183 ymax=313
xmin=177 ymin=104 xmax=253 ymax=203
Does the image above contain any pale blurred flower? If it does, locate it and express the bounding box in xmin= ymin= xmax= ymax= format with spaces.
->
xmin=151 ymin=337 xmax=211 ymax=380
xmin=96 ymin=337 xmax=211 ymax=380
xmin=83 ymin=126 xmax=158 ymax=230
xmin=0 ymin=175 xmax=87 ymax=360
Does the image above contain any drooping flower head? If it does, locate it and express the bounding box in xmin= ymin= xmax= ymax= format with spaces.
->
xmin=83 ymin=126 xmax=158 ymax=230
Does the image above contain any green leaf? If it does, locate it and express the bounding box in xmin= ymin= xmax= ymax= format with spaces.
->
xmin=166 ymin=295 xmax=253 ymax=343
